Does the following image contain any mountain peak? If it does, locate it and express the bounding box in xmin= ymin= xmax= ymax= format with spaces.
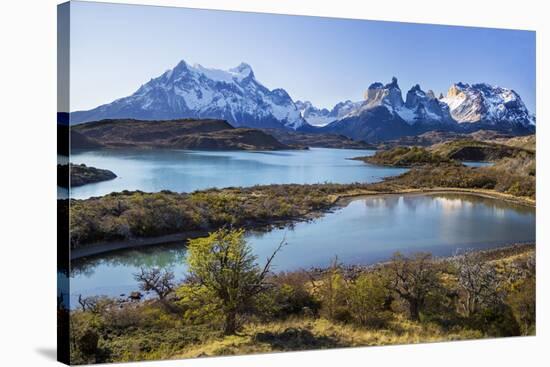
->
xmin=173 ymin=59 xmax=189 ymax=72
xmin=386 ymin=77 xmax=400 ymax=89
xmin=229 ymin=62 xmax=254 ymax=78
xmin=361 ymin=77 xmax=404 ymax=111
xmin=368 ymin=82 xmax=384 ymax=90
xmin=295 ymin=99 xmax=360 ymax=127
xmin=233 ymin=62 xmax=252 ymax=71
xmin=409 ymin=84 xmax=422 ymax=93
xmin=442 ymin=82 xmax=534 ymax=126
xmin=71 ymin=60 xmax=307 ymax=130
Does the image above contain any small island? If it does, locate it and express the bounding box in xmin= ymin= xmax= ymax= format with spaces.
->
xmin=58 ymin=163 xmax=117 ymax=188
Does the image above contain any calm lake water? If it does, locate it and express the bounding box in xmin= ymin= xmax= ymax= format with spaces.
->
xmin=69 ymin=148 xmax=407 ymax=199
xmin=70 ymin=193 xmax=535 ymax=305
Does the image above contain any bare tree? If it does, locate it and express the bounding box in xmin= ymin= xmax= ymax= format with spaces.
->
xmin=134 ymin=267 xmax=175 ymax=302
xmin=387 ymin=252 xmax=440 ymax=321
xmin=77 ymin=294 xmax=87 ymax=312
xmin=76 ymin=294 xmax=113 ymax=314
xmin=453 ymin=250 xmax=502 ymax=316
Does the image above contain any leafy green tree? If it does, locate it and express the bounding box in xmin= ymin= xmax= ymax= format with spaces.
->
xmin=347 ymin=272 xmax=391 ymax=327
xmin=317 ymin=257 xmax=348 ymax=321
xmin=254 ymin=271 xmax=320 ymax=319
xmin=183 ymin=228 xmax=284 ymax=334
xmin=507 ymin=276 xmax=535 ymax=335
xmin=176 ymin=282 xmax=223 ymax=326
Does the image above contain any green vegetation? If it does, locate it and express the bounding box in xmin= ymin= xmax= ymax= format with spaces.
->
xmin=351 ymin=138 xmax=536 ymax=200
xmin=68 ymin=231 xmax=535 ymax=364
xmin=180 ymin=229 xmax=285 ymax=334
xmin=396 ymin=151 xmax=535 ymax=199
xmin=69 ymin=183 xmax=376 ymax=248
xmin=354 ymin=146 xmax=456 ymax=167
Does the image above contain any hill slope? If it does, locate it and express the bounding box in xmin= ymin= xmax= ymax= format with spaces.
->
xmin=72 ymin=119 xmax=294 ymax=151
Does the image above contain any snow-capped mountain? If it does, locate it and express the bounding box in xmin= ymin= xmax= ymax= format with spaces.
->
xmin=294 ymin=101 xmax=330 ymax=127
xmin=402 ymin=84 xmax=455 ymax=125
xmin=440 ymin=82 xmax=535 ymax=127
xmin=71 ymin=58 xmax=534 ymax=141
xmin=71 ymin=60 xmax=309 ymax=130
xmin=322 ymin=78 xmax=534 ymax=142
xmin=295 ymin=100 xmax=361 ymax=127
xmin=345 ymin=77 xmax=453 ymax=125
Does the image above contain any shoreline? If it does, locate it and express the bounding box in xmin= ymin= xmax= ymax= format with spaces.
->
xmin=307 ymin=242 xmax=535 ymax=278
xmin=332 ymin=187 xmax=536 ymax=208
xmin=71 ymin=188 xmax=535 ymax=260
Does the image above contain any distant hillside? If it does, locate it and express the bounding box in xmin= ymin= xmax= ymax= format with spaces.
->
xmin=356 ymin=138 xmax=534 ymax=168
xmin=494 ymin=135 xmax=536 ymax=152
xmin=430 ymin=139 xmax=533 ymax=162
xmin=71 ymin=130 xmax=103 ymax=150
xmin=379 ymin=130 xmax=521 ymax=149
xmin=262 ymin=129 xmax=376 ymax=149
xmin=71 ymin=119 xmax=294 ymax=151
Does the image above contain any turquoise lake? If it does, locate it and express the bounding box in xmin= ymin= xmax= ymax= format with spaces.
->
xmin=70 ymin=193 xmax=535 ymax=304
xmin=69 ymin=148 xmax=406 ymax=199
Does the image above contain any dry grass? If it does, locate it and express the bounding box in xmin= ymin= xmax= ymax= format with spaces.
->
xmin=172 ymin=316 xmax=483 ymax=359
xmin=494 ymin=135 xmax=536 ymax=152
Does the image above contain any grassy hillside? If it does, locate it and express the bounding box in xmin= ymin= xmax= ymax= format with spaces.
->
xmin=495 ymin=135 xmax=536 ymax=152
xmin=379 ymin=130 xmax=514 ymax=148
xmin=355 ymin=139 xmax=532 ymax=168
xmin=430 ymin=139 xmax=531 ymax=161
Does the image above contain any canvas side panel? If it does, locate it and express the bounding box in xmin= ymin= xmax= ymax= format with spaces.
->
xmin=57 ymin=2 xmax=70 ymax=365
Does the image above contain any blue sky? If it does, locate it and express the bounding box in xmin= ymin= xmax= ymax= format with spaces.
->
xmin=68 ymin=1 xmax=536 ymax=112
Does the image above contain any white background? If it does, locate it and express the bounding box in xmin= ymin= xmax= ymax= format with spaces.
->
xmin=0 ymin=0 xmax=547 ymax=366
